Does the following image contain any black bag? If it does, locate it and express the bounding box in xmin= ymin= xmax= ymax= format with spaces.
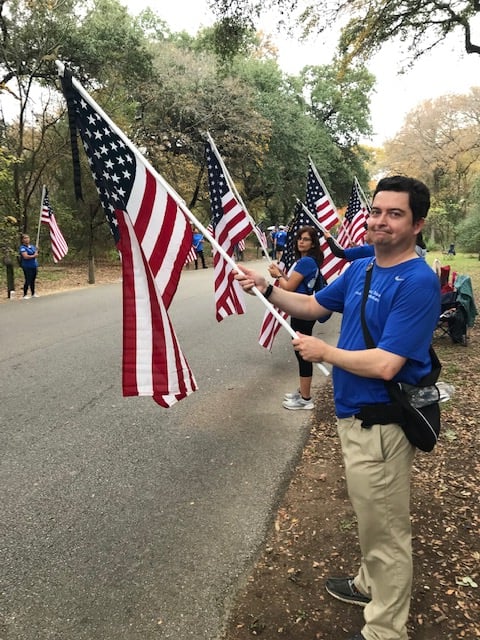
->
xmin=314 ymin=269 xmax=327 ymax=293
xmin=384 ymin=347 xmax=441 ymax=452
xmin=361 ymin=261 xmax=442 ymax=452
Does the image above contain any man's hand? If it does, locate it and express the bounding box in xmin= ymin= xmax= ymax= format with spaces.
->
xmin=234 ymin=265 xmax=268 ymax=294
xmin=292 ymin=333 xmax=326 ymax=362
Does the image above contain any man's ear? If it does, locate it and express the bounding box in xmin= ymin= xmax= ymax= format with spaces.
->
xmin=413 ymin=217 xmax=425 ymax=234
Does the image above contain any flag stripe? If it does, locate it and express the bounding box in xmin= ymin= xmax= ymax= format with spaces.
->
xmin=118 ymin=210 xmax=197 ymax=405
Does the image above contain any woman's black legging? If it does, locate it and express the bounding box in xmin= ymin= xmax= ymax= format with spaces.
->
xmin=290 ymin=316 xmax=316 ymax=377
xmin=22 ymin=267 xmax=37 ymax=295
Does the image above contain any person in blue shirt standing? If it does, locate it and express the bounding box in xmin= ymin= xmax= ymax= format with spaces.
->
xmin=235 ymin=176 xmax=440 ymax=640
xmin=268 ymin=226 xmax=324 ymax=410
xmin=19 ymin=233 xmax=39 ymax=299
xmin=274 ymin=226 xmax=287 ymax=260
xmin=192 ymin=227 xmax=207 ymax=269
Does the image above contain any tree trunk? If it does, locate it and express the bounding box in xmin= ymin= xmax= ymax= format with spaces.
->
xmin=88 ymin=255 xmax=95 ymax=284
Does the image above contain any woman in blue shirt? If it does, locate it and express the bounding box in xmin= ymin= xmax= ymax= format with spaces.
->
xmin=268 ymin=226 xmax=324 ymax=410
xmin=19 ymin=234 xmax=39 ymax=299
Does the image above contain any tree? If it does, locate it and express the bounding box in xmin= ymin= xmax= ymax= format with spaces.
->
xmin=0 ymin=0 xmax=153 ymax=232
xmin=379 ymin=89 xmax=480 ymax=243
xmin=456 ymin=176 xmax=480 ymax=257
xmin=209 ymin=1 xmax=480 ymax=64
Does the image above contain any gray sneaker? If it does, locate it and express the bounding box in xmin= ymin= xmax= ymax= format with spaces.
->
xmin=284 ymin=390 xmax=300 ymax=401
xmin=325 ymin=577 xmax=371 ymax=607
xmin=282 ymin=396 xmax=314 ymax=410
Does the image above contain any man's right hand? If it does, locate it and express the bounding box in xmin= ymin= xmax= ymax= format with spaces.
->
xmin=234 ymin=266 xmax=268 ymax=294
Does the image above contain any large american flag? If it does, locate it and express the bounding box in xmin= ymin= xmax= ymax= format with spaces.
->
xmin=305 ymin=162 xmax=346 ymax=282
xmin=337 ymin=180 xmax=369 ymax=248
xmin=60 ymin=73 xmax=197 ymax=407
xmin=40 ymin=188 xmax=68 ymax=263
xmin=205 ymin=140 xmax=254 ymax=321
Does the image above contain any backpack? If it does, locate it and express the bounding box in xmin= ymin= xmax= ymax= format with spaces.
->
xmin=314 ymin=270 xmax=327 ymax=293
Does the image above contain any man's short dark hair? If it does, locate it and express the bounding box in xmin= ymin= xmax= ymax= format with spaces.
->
xmin=373 ymin=175 xmax=430 ymax=222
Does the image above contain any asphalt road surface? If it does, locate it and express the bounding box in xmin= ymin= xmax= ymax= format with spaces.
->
xmin=0 ymin=260 xmax=339 ymax=639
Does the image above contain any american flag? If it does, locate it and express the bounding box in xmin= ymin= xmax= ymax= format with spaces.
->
xmin=205 ymin=140 xmax=254 ymax=321
xmin=305 ymin=161 xmax=339 ymax=230
xmin=258 ymin=202 xmax=315 ymax=350
xmin=337 ymin=180 xmax=368 ymax=247
xmin=305 ymin=163 xmax=346 ymax=282
xmin=255 ymin=224 xmax=268 ymax=254
xmin=40 ymin=188 xmax=68 ymax=263
xmin=60 ymin=73 xmax=197 ymax=407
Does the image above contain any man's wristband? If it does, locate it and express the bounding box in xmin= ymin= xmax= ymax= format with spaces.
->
xmin=263 ymin=283 xmax=274 ymax=299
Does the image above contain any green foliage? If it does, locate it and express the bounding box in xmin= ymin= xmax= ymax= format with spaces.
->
xmin=209 ymin=1 xmax=480 ymax=64
xmin=456 ymin=213 xmax=480 ymax=254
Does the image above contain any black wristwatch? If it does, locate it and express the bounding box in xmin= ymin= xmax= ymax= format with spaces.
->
xmin=263 ymin=283 xmax=274 ymax=299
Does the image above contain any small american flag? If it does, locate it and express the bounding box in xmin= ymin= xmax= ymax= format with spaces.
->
xmin=40 ymin=188 xmax=68 ymax=263
xmin=337 ymin=180 xmax=368 ymax=248
xmin=205 ymin=140 xmax=254 ymax=321
xmin=305 ymin=161 xmax=339 ymax=230
xmin=305 ymin=162 xmax=345 ymax=282
xmin=60 ymin=71 xmax=197 ymax=407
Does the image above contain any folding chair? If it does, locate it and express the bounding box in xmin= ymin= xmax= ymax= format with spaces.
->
xmin=435 ymin=274 xmax=477 ymax=346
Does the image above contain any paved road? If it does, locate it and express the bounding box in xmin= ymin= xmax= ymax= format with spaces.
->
xmin=0 ymin=261 xmax=339 ymax=639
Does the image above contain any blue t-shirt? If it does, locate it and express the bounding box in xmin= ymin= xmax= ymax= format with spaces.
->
xmin=315 ymin=257 xmax=441 ymax=417
xmin=192 ymin=233 xmax=204 ymax=252
xmin=19 ymin=243 xmax=38 ymax=269
xmin=275 ymin=230 xmax=287 ymax=248
xmin=291 ymin=256 xmax=318 ymax=295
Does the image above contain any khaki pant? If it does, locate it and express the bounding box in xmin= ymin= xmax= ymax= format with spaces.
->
xmin=337 ymin=417 xmax=416 ymax=640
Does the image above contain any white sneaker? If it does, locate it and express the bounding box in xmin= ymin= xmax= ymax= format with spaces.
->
xmin=282 ymin=397 xmax=314 ymax=410
xmin=32 ymin=293 xmax=40 ymax=297
xmin=23 ymin=295 xmax=31 ymax=299
xmin=284 ymin=390 xmax=301 ymax=401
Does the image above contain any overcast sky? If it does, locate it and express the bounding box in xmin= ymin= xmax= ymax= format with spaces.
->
xmin=121 ymin=0 xmax=480 ymax=145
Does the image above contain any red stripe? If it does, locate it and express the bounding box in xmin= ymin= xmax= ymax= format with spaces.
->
xmin=116 ymin=212 xmax=139 ymax=397
xmin=133 ymin=170 xmax=156 ymax=243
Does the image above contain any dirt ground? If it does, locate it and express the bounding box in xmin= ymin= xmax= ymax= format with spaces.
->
xmin=5 ymin=263 xmax=479 ymax=639
xmin=223 ymin=329 xmax=480 ymax=640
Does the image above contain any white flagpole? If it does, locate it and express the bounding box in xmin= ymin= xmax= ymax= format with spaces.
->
xmin=36 ymin=184 xmax=46 ymax=248
xmin=206 ymin=131 xmax=272 ymax=262
xmin=297 ymin=199 xmax=328 ymax=234
xmin=56 ymin=60 xmax=329 ymax=376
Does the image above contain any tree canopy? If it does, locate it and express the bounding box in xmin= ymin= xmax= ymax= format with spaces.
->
xmin=209 ymin=0 xmax=480 ymax=65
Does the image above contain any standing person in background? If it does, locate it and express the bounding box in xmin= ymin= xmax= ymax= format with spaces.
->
xmin=192 ymin=227 xmax=207 ymax=269
xmin=19 ymin=234 xmax=39 ymax=299
xmin=274 ymin=226 xmax=287 ymax=260
xmin=269 ymin=225 xmax=278 ymax=259
xmin=268 ymin=226 xmax=325 ymax=410
xmin=235 ymin=176 xmax=440 ymax=640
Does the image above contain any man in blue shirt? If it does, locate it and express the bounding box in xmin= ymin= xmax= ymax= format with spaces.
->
xmin=274 ymin=227 xmax=287 ymax=260
xmin=235 ymin=176 xmax=440 ymax=640
xmin=192 ymin=227 xmax=207 ymax=269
